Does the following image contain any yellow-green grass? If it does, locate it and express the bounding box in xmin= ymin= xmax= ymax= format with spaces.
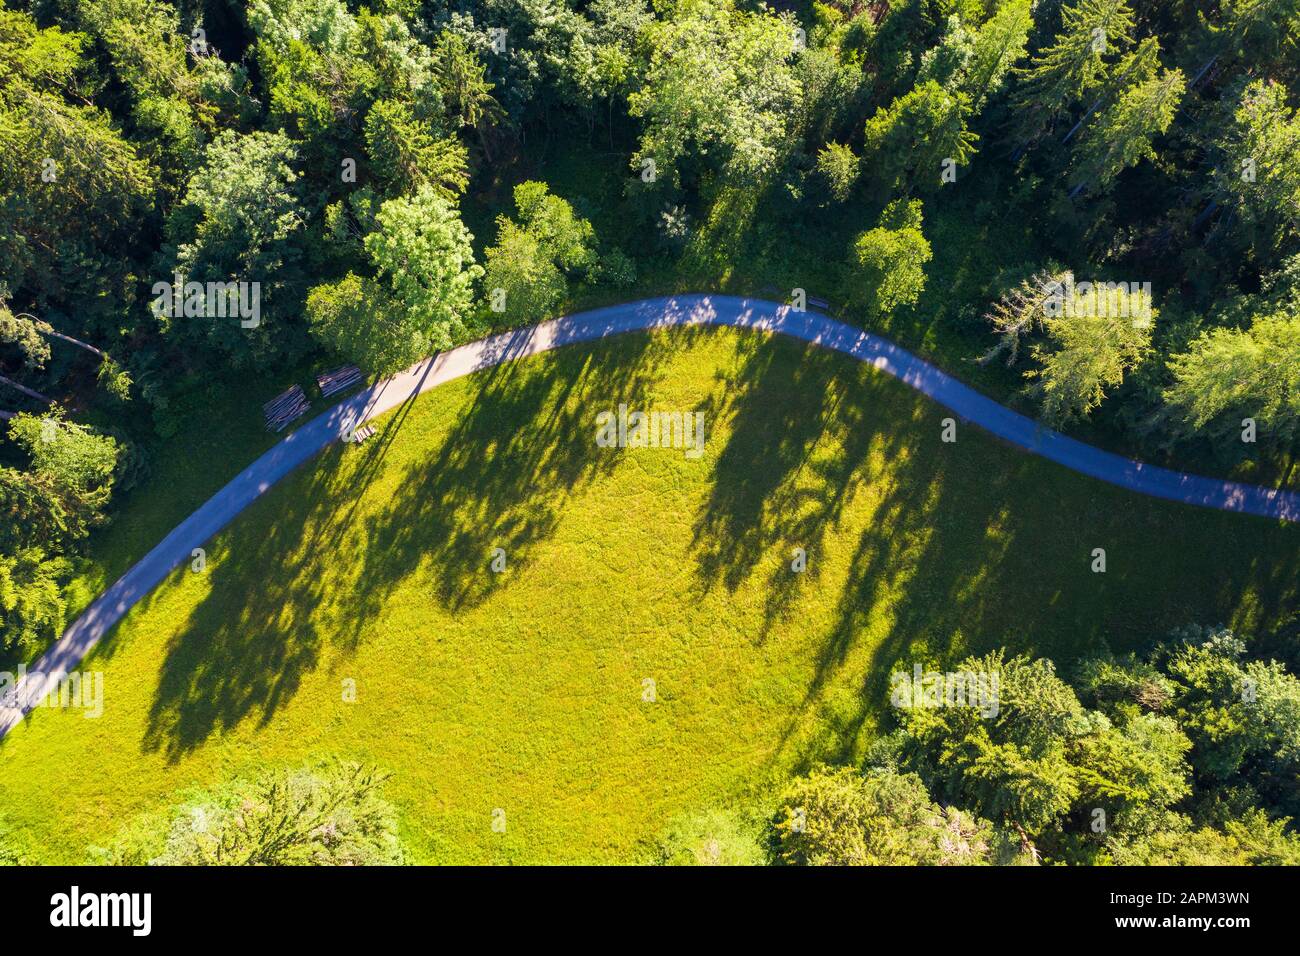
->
xmin=1 ymin=328 xmax=1296 ymax=863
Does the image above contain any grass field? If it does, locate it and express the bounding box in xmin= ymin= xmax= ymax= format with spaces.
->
xmin=36 ymin=141 xmax=1292 ymax=672
xmin=2 ymin=327 xmax=1297 ymax=863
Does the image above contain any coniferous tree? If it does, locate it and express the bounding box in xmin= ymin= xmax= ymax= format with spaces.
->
xmin=1010 ymin=0 xmax=1135 ymax=142
xmin=1069 ymin=67 xmax=1185 ymax=194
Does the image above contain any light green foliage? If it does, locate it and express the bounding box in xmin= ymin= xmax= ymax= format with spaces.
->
xmin=482 ymin=181 xmax=597 ymax=324
xmin=961 ymin=0 xmax=1033 ymax=109
xmin=629 ymin=0 xmax=802 ymax=184
xmin=0 ymin=546 xmax=72 ymax=658
xmin=172 ymin=131 xmax=303 ymax=277
xmin=1112 ymin=810 xmax=1300 ymax=865
xmin=0 ymin=306 xmax=50 ymax=369
xmin=0 ymin=467 xmax=87 ymax=552
xmin=441 ymin=0 xmax=604 ymax=122
xmin=1072 ymin=713 xmax=1192 ymax=840
xmin=1162 ymin=628 xmax=1300 ymax=781
xmin=1075 ymin=652 xmax=1177 ymax=715
xmin=978 ymin=267 xmax=1071 ymax=366
xmin=0 ymin=413 xmax=118 ymax=656
xmin=1072 ymin=627 xmax=1300 ymax=858
xmin=896 ymin=652 xmax=1089 ymax=836
xmin=1247 ymin=660 xmax=1300 ymax=768
xmin=1029 ymin=293 xmax=1153 ymax=425
xmin=862 ymin=79 xmax=978 ymax=193
xmin=304 ymin=274 xmax=387 ymax=373
xmin=308 ymin=185 xmax=481 ymax=373
xmin=655 ymin=808 xmax=765 ymax=865
xmin=852 ymin=199 xmax=933 ymax=316
xmin=918 ymin=3 xmax=1033 ymax=112
xmin=511 ymin=181 xmax=598 ymax=274
xmin=980 ymin=270 xmax=1153 ymax=426
xmin=1164 ymin=309 xmax=1300 ymax=445
xmin=916 ymin=15 xmax=975 ymax=90
xmin=249 ymin=0 xmax=361 ymax=146
xmin=250 ymin=0 xmax=459 ymax=170
xmin=773 ymin=766 xmax=1014 ymax=865
xmin=8 ymin=412 xmax=120 ymax=511
xmin=1210 ymin=80 xmax=1300 ymax=255
xmin=100 ymin=761 xmax=405 ymax=865
xmin=95 ymin=356 xmax=133 ymax=402
xmin=0 ymin=547 xmax=73 ymax=656
xmin=482 ymin=224 xmax=567 ymax=326
xmin=815 ymin=142 xmax=859 ymax=202
xmin=891 ymin=650 xmax=1191 ymax=847
xmin=249 ymin=0 xmax=357 ymax=55
xmin=1070 ymin=68 xmax=1185 ymax=193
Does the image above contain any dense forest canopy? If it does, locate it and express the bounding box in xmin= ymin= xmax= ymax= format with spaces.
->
xmin=1 ymin=0 xmax=1298 ymax=865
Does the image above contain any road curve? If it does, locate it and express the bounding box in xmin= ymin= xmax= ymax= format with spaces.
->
xmin=2 ymin=294 xmax=1296 ymax=738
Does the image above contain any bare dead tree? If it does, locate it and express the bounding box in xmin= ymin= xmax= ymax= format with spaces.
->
xmin=977 ymin=269 xmax=1071 ymax=366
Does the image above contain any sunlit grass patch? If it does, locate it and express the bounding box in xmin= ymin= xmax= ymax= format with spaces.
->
xmin=2 ymin=328 xmax=1295 ymax=863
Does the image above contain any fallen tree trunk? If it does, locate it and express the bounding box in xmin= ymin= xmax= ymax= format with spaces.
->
xmin=0 ymin=374 xmax=50 ymax=404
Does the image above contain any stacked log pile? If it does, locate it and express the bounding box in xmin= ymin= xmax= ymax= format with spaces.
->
xmin=317 ymin=365 xmax=364 ymax=397
xmin=263 ymin=385 xmax=310 ymax=432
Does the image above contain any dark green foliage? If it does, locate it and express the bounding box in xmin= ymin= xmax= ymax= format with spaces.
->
xmin=852 ymin=631 xmax=1300 ymax=865
xmin=771 ymin=765 xmax=1026 ymax=865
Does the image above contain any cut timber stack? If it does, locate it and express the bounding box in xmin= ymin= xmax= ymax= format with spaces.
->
xmin=317 ymin=365 xmax=364 ymax=397
xmin=264 ymin=385 xmax=310 ymax=433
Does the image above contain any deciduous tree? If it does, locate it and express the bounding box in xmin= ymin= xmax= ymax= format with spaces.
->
xmin=851 ymin=199 xmax=933 ymax=316
xmin=307 ymin=185 xmax=482 ymax=374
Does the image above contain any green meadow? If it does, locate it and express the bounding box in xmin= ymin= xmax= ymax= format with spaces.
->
xmin=2 ymin=328 xmax=1295 ymax=863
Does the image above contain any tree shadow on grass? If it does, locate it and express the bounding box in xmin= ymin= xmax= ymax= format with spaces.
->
xmin=798 ymin=467 xmax=1300 ymax=772
xmin=142 ymin=332 xmax=667 ymax=759
xmin=139 ymin=320 xmax=1300 ymax=769
xmin=348 ymin=331 xmax=671 ymax=617
xmin=141 ymin=458 xmax=350 ymax=761
xmin=684 ymin=329 xmax=1300 ymax=778
xmin=689 ymin=332 xmax=914 ymax=638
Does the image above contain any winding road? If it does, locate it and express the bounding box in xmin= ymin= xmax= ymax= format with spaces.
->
xmin=2 ymin=294 xmax=1296 ymax=738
